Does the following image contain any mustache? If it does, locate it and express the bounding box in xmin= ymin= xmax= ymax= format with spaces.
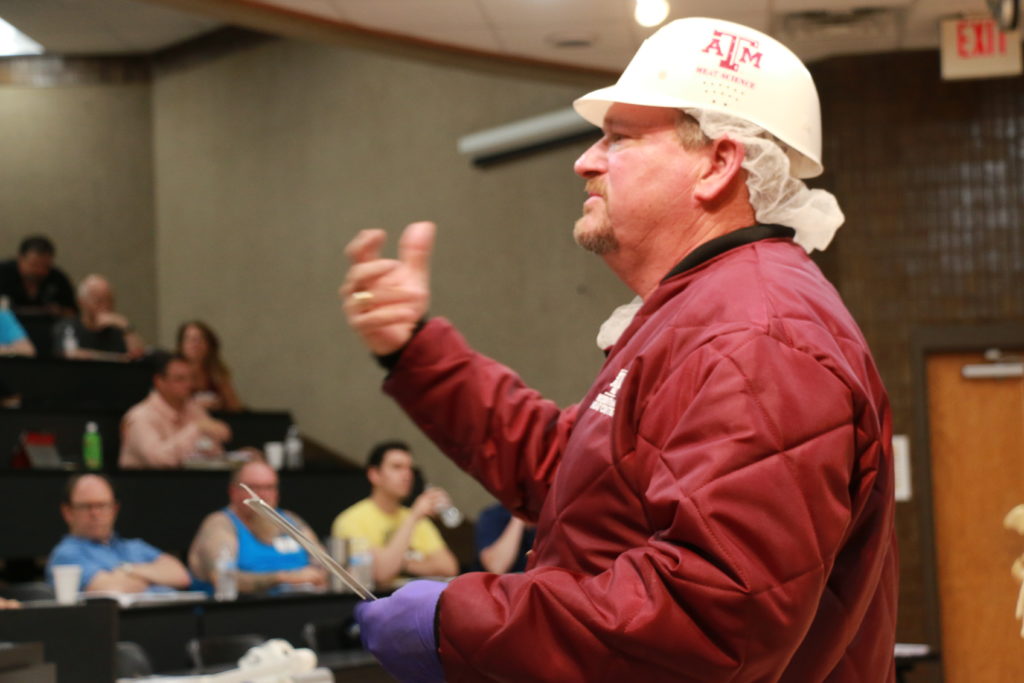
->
xmin=585 ymin=181 xmax=606 ymax=196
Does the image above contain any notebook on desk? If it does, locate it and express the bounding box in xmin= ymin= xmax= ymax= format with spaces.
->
xmin=83 ymin=590 xmax=209 ymax=608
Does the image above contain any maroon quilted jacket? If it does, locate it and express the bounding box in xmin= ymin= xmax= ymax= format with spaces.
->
xmin=384 ymin=233 xmax=898 ymax=682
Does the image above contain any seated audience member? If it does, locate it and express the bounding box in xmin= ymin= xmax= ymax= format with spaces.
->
xmin=119 ymin=353 xmax=232 ymax=469
xmin=474 ymin=502 xmax=536 ymax=574
xmin=46 ymin=473 xmax=189 ymax=594
xmin=53 ymin=274 xmax=145 ymax=360
xmin=0 ymin=297 xmax=35 ymax=356
xmin=176 ymin=320 xmax=243 ymax=412
xmin=188 ymin=461 xmax=327 ymax=594
xmin=332 ymin=441 xmax=459 ymax=587
xmin=0 ymin=235 xmax=76 ymax=316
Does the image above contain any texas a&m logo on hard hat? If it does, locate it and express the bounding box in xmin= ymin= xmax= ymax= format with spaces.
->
xmin=702 ymin=30 xmax=763 ymax=72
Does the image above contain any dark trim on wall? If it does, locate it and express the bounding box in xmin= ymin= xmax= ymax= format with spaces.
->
xmin=0 ymin=55 xmax=151 ymax=87
xmin=908 ymin=322 xmax=1024 ymax=682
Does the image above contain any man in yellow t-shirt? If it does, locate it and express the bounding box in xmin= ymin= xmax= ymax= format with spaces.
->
xmin=332 ymin=441 xmax=459 ymax=587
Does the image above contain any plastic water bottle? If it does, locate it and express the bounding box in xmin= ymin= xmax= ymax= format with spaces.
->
xmin=82 ymin=421 xmax=103 ymax=471
xmin=346 ymin=538 xmax=375 ymax=593
xmin=427 ymin=486 xmax=463 ymax=528
xmin=438 ymin=504 xmax=464 ymax=528
xmin=213 ymin=546 xmax=238 ymax=601
xmin=284 ymin=425 xmax=303 ymax=470
xmin=326 ymin=537 xmax=348 ymax=593
xmin=62 ymin=325 xmax=78 ymax=356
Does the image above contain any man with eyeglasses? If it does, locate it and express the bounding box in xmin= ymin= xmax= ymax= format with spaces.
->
xmin=188 ymin=460 xmax=328 ymax=594
xmin=46 ymin=473 xmax=190 ymax=594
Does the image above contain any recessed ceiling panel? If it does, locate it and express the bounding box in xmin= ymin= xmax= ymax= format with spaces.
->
xmin=774 ymin=0 xmax=913 ymax=10
xmin=496 ymin=18 xmax=637 ymax=70
xmin=477 ymin=0 xmax=632 ymax=26
xmin=333 ymin=0 xmax=490 ymax=28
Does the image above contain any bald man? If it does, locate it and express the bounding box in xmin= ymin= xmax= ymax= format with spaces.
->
xmin=46 ymin=473 xmax=189 ymax=594
xmin=53 ymin=274 xmax=145 ymax=360
xmin=188 ymin=461 xmax=327 ymax=594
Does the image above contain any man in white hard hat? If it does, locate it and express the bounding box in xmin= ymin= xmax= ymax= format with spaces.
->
xmin=344 ymin=17 xmax=897 ymax=682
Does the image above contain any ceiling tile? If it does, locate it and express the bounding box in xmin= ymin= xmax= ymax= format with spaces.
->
xmin=376 ymin=24 xmax=501 ymax=52
xmin=333 ymin=0 xmax=489 ymax=27
xmin=774 ymin=0 xmax=913 ymax=10
xmin=495 ymin=19 xmax=637 ymax=70
xmin=629 ymin=9 xmax=772 ymax=46
xmin=266 ymin=0 xmax=339 ymax=20
xmin=910 ymin=0 xmax=988 ymax=14
xmin=670 ymin=0 xmax=771 ymax=17
xmin=477 ymin=0 xmax=631 ymax=26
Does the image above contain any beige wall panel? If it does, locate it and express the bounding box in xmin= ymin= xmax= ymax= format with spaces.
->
xmin=152 ymin=38 xmax=629 ymax=515
xmin=0 ymin=84 xmax=157 ymax=342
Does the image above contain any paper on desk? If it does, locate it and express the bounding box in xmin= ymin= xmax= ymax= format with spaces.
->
xmin=84 ymin=589 xmax=208 ymax=608
xmin=239 ymin=483 xmax=377 ymax=600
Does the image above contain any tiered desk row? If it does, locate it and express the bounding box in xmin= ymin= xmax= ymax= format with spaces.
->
xmin=0 ymin=355 xmax=381 ymax=681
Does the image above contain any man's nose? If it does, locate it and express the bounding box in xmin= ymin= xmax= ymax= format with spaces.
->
xmin=573 ymin=140 xmax=606 ymax=179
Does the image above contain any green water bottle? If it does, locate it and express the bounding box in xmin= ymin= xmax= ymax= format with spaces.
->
xmin=83 ymin=421 xmax=103 ymax=470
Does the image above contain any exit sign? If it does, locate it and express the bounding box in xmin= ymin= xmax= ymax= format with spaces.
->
xmin=941 ymin=17 xmax=1022 ymax=80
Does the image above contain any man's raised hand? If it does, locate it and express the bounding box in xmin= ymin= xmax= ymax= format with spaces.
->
xmin=340 ymin=221 xmax=436 ymax=356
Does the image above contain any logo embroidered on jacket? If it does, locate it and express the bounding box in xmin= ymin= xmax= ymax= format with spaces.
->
xmin=589 ymin=368 xmax=628 ymax=417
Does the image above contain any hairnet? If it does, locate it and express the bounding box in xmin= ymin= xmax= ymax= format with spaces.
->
xmin=686 ymin=108 xmax=844 ymax=253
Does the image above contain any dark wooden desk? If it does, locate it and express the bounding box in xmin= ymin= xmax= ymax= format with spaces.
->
xmin=0 ymin=470 xmax=369 ymax=560
xmin=118 ymin=591 xmax=367 ymax=672
xmin=0 ymin=600 xmax=117 ymax=683
xmin=0 ymin=593 xmax=388 ymax=681
xmin=0 ymin=356 xmax=152 ymax=412
xmin=0 ymin=407 xmax=297 ymax=469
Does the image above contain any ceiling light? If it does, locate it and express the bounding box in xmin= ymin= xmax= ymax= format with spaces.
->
xmin=0 ymin=17 xmax=43 ymax=57
xmin=634 ymin=0 xmax=670 ymax=28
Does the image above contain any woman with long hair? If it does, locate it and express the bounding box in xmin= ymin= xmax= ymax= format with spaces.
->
xmin=175 ymin=320 xmax=243 ymax=412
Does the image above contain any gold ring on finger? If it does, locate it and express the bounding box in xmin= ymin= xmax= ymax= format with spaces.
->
xmin=351 ymin=290 xmax=374 ymax=308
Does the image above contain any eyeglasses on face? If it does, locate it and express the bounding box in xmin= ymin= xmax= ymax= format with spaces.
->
xmin=241 ymin=483 xmax=278 ymax=492
xmin=68 ymin=501 xmax=116 ymax=512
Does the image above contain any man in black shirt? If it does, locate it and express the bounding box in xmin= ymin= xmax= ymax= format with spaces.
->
xmin=53 ymin=274 xmax=145 ymax=360
xmin=0 ymin=236 xmax=76 ymax=316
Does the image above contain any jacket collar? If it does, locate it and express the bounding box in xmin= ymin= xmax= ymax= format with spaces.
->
xmin=662 ymin=224 xmax=795 ymax=282
xmin=598 ymin=224 xmax=795 ymax=352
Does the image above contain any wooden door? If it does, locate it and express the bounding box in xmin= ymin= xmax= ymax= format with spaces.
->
xmin=928 ymin=351 xmax=1024 ymax=681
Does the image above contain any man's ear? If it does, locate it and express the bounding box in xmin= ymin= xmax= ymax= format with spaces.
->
xmin=694 ymin=136 xmax=746 ymax=203
xmin=367 ymin=467 xmax=380 ymax=487
xmin=60 ymin=503 xmax=73 ymax=526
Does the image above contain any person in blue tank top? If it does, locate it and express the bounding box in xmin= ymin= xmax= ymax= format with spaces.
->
xmin=187 ymin=461 xmax=327 ymax=594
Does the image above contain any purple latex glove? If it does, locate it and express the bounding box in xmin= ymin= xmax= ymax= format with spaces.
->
xmin=355 ymin=579 xmax=447 ymax=683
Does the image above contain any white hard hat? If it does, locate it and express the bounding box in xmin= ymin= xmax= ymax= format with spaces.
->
xmin=574 ymin=17 xmax=823 ymax=178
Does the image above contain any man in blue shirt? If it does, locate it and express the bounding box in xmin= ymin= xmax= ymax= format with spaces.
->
xmin=0 ymin=297 xmax=34 ymax=356
xmin=187 ymin=461 xmax=327 ymax=594
xmin=474 ymin=503 xmax=536 ymax=574
xmin=46 ymin=473 xmax=190 ymax=593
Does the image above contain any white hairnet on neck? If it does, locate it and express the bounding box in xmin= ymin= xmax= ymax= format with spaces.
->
xmin=686 ymin=108 xmax=844 ymax=253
